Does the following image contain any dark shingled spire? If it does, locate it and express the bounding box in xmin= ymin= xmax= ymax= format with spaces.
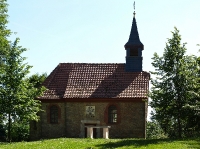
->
xmin=124 ymin=13 xmax=144 ymax=50
xmin=124 ymin=4 xmax=144 ymax=72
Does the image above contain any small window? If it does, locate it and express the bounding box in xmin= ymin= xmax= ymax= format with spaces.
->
xmin=50 ymin=105 xmax=58 ymax=124
xmin=130 ymin=49 xmax=138 ymax=56
xmin=108 ymin=105 xmax=117 ymax=123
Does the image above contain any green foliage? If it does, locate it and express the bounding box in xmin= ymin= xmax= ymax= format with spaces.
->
xmin=9 ymin=120 xmax=29 ymax=142
xmin=150 ymin=27 xmax=200 ymax=138
xmin=0 ymin=0 xmax=11 ymax=69
xmin=0 ymin=0 xmax=11 ymax=41
xmin=146 ymin=121 xmax=167 ymax=139
xmin=0 ymin=122 xmax=6 ymax=141
xmin=27 ymin=73 xmax=47 ymax=88
xmin=0 ymin=0 xmax=46 ymax=142
xmin=0 ymin=38 xmax=41 ymax=142
xmin=0 ymin=138 xmax=200 ymax=149
xmin=1 ymin=73 xmax=47 ymax=142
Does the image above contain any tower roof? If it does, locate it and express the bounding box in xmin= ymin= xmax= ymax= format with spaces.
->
xmin=124 ymin=13 xmax=144 ymax=50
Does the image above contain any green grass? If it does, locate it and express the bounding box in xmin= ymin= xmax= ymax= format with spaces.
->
xmin=0 ymin=137 xmax=200 ymax=149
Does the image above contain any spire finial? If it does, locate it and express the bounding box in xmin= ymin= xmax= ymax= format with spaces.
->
xmin=133 ymin=1 xmax=136 ymax=18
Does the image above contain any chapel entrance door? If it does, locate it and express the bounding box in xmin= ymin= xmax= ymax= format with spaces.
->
xmin=84 ymin=123 xmax=97 ymax=138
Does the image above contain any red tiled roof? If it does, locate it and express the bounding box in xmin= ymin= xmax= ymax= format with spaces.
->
xmin=39 ymin=63 xmax=150 ymax=99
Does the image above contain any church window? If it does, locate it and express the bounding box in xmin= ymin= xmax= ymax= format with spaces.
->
xmin=50 ymin=105 xmax=58 ymax=124
xmin=108 ymin=105 xmax=117 ymax=123
xmin=130 ymin=49 xmax=138 ymax=56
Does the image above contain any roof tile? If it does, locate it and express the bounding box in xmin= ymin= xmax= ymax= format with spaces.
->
xmin=39 ymin=63 xmax=150 ymax=99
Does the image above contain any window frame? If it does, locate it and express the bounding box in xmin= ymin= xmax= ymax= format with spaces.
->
xmin=47 ymin=104 xmax=61 ymax=124
xmin=50 ymin=105 xmax=58 ymax=124
xmin=104 ymin=104 xmax=120 ymax=124
xmin=108 ymin=105 xmax=117 ymax=123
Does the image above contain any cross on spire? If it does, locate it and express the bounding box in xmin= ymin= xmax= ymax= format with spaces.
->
xmin=133 ymin=1 xmax=136 ymax=18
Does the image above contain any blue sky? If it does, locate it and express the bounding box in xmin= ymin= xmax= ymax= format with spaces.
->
xmin=7 ymin=0 xmax=200 ymax=75
xmin=6 ymin=0 xmax=200 ymax=119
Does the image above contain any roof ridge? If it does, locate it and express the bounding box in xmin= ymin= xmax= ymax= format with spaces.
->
xmin=59 ymin=63 xmax=125 ymax=64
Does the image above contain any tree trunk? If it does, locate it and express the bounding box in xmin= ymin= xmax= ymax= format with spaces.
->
xmin=8 ymin=112 xmax=11 ymax=142
xmin=177 ymin=95 xmax=182 ymax=138
xmin=176 ymin=76 xmax=182 ymax=138
xmin=177 ymin=114 xmax=182 ymax=138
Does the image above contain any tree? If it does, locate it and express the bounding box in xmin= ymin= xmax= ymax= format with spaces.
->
xmin=27 ymin=73 xmax=47 ymax=88
xmin=0 ymin=38 xmax=46 ymax=142
xmin=150 ymin=27 xmax=200 ymax=138
xmin=0 ymin=0 xmax=11 ymax=142
xmin=0 ymin=1 xmax=46 ymax=142
xmin=0 ymin=0 xmax=11 ymax=66
xmin=146 ymin=120 xmax=167 ymax=139
xmin=8 ymin=73 xmax=46 ymax=142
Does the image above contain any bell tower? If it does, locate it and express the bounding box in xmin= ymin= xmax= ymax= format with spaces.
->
xmin=124 ymin=3 xmax=143 ymax=72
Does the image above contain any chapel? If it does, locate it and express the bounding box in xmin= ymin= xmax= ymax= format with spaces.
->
xmin=30 ymin=7 xmax=150 ymax=140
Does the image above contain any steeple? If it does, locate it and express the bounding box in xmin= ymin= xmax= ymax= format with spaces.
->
xmin=124 ymin=15 xmax=144 ymax=50
xmin=124 ymin=2 xmax=143 ymax=72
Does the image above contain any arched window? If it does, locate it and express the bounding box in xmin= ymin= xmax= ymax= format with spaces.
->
xmin=108 ymin=105 xmax=117 ymax=123
xmin=50 ymin=105 xmax=58 ymax=124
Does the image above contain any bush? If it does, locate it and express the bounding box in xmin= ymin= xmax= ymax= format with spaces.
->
xmin=146 ymin=121 xmax=167 ymax=139
xmin=10 ymin=121 xmax=30 ymax=142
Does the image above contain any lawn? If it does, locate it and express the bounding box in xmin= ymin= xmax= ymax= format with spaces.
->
xmin=0 ymin=137 xmax=199 ymax=149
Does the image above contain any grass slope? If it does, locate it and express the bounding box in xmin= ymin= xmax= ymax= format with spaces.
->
xmin=0 ymin=138 xmax=200 ymax=149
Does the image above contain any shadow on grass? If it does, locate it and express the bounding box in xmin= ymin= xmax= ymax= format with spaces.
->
xmin=95 ymin=138 xmax=170 ymax=148
xmin=95 ymin=138 xmax=200 ymax=149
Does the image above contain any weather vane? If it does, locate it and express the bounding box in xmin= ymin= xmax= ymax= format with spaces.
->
xmin=133 ymin=1 xmax=136 ymax=17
